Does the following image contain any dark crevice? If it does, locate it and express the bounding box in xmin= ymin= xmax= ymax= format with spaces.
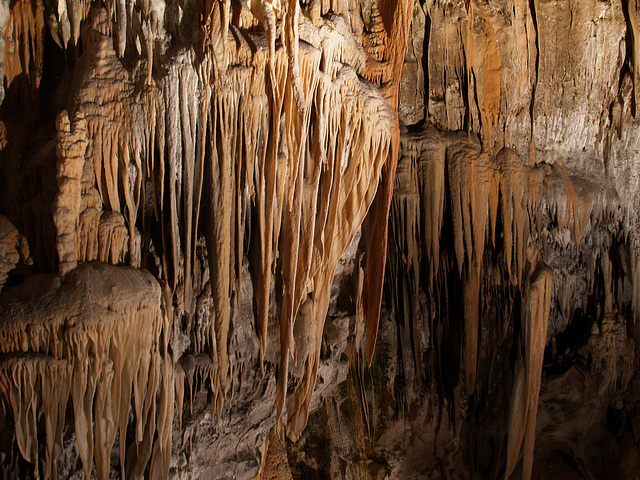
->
xmin=528 ymin=0 xmax=539 ymax=159
xmin=620 ymin=0 xmax=636 ymax=117
xmin=422 ymin=5 xmax=431 ymax=124
xmin=471 ymin=68 xmax=482 ymax=141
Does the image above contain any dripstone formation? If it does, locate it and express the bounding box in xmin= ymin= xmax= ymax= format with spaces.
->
xmin=0 ymin=0 xmax=639 ymax=479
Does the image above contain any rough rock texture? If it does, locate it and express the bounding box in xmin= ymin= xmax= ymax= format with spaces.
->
xmin=1 ymin=0 xmax=640 ymax=479
xmin=0 ymin=215 xmax=31 ymax=290
xmin=0 ymin=263 xmax=172 ymax=480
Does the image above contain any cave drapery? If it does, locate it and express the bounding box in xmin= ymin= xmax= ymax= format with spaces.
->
xmin=1 ymin=0 xmax=640 ymax=479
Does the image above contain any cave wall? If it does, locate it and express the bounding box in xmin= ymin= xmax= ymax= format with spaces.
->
xmin=0 ymin=0 xmax=639 ymax=479
xmin=295 ymin=1 xmax=640 ymax=479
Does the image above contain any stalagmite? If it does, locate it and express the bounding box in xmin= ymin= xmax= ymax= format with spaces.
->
xmin=53 ymin=110 xmax=88 ymax=275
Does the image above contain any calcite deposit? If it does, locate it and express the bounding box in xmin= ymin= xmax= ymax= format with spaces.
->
xmin=0 ymin=0 xmax=639 ymax=479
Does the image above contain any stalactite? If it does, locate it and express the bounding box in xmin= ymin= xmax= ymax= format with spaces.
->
xmin=72 ymin=21 xmax=144 ymax=268
xmin=589 ymin=313 xmax=635 ymax=396
xmin=283 ymin=69 xmax=391 ymax=438
xmin=1 ymin=0 xmax=392 ymax=453
xmin=394 ymin=122 xmax=621 ymax=448
xmin=2 ymin=0 xmax=640 ymax=478
xmin=495 ymin=148 xmax=528 ymax=285
xmin=388 ymin=127 xmax=421 ymax=328
xmin=49 ymin=1 xmax=392 ymax=440
xmin=3 ymin=0 xmax=45 ymax=110
xmin=408 ymin=134 xmax=609 ymax=289
xmin=505 ymin=244 xmax=552 ymax=480
xmin=360 ymin=0 xmax=415 ymax=362
xmin=0 ymin=263 xmax=171 ymax=480
xmin=0 ymin=354 xmax=71 ymax=480
xmin=625 ymin=0 xmax=640 ymax=116
xmin=77 ymin=159 xmax=102 ymax=263
xmin=97 ymin=211 xmax=128 ymax=264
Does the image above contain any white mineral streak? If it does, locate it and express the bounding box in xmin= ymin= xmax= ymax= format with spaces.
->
xmin=0 ymin=263 xmax=172 ymax=480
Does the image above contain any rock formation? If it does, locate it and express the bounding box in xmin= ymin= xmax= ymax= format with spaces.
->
xmin=0 ymin=0 xmax=639 ymax=479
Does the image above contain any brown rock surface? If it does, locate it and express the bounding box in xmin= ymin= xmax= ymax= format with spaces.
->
xmin=0 ymin=0 xmax=640 ymax=479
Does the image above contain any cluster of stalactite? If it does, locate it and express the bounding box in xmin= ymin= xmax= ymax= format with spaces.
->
xmin=387 ymin=123 xmax=630 ymax=479
xmin=0 ymin=263 xmax=173 ymax=480
xmin=3 ymin=0 xmax=640 ymax=478
xmin=0 ymin=0 xmax=418 ymax=477
xmin=58 ymin=2 xmax=395 ymax=438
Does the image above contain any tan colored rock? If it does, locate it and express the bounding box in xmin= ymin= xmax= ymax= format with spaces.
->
xmin=3 ymin=0 xmax=640 ymax=478
xmin=0 ymin=354 xmax=70 ymax=480
xmin=257 ymin=429 xmax=294 ymax=480
xmin=97 ymin=210 xmax=128 ymax=265
xmin=506 ymin=244 xmax=552 ymax=480
xmin=0 ymin=215 xmax=30 ymax=290
xmin=0 ymin=263 xmax=172 ymax=480
xmin=53 ymin=110 xmax=88 ymax=275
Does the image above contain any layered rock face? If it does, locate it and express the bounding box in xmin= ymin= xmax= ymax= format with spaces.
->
xmin=0 ymin=0 xmax=639 ymax=479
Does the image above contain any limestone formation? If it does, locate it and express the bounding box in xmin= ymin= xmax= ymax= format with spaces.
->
xmin=0 ymin=263 xmax=171 ymax=480
xmin=0 ymin=216 xmax=31 ymax=291
xmin=0 ymin=0 xmax=640 ymax=479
